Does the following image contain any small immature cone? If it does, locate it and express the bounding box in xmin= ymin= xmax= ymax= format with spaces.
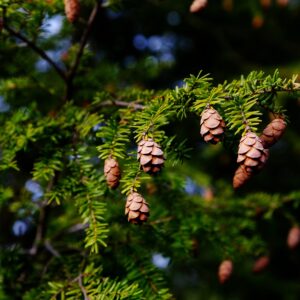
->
xmin=260 ymin=0 xmax=271 ymax=8
xmin=287 ymin=226 xmax=300 ymax=249
xmin=125 ymin=192 xmax=150 ymax=224
xmin=253 ymin=256 xmax=270 ymax=273
xmin=104 ymin=158 xmax=121 ymax=189
xmin=260 ymin=118 xmax=287 ymax=148
xmin=237 ymin=132 xmax=268 ymax=174
xmin=190 ymin=0 xmax=208 ymax=13
xmin=200 ymin=108 xmax=225 ymax=144
xmin=277 ymin=0 xmax=289 ymax=7
xmin=233 ymin=165 xmax=252 ymax=189
xmin=64 ymin=0 xmax=80 ymax=23
xmin=223 ymin=0 xmax=233 ymax=11
xmin=218 ymin=260 xmax=233 ymax=284
xmin=137 ymin=138 xmax=165 ymax=174
xmin=252 ymin=15 xmax=264 ymax=29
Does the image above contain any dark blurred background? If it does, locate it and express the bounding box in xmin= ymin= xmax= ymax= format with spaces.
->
xmin=2 ymin=0 xmax=300 ymax=299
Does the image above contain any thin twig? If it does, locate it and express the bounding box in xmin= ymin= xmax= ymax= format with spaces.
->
xmin=29 ymin=200 xmax=48 ymax=255
xmin=67 ymin=223 xmax=89 ymax=233
xmin=29 ymin=175 xmax=57 ymax=255
xmin=4 ymin=25 xmax=67 ymax=82
xmin=65 ymin=2 xmax=100 ymax=100
xmin=44 ymin=240 xmax=61 ymax=257
xmin=77 ymin=274 xmax=90 ymax=300
xmin=240 ymin=105 xmax=251 ymax=132
xmin=97 ymin=99 xmax=145 ymax=110
xmin=149 ymin=216 xmax=175 ymax=225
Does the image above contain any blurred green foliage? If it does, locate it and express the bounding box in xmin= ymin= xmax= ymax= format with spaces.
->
xmin=1 ymin=0 xmax=300 ymax=299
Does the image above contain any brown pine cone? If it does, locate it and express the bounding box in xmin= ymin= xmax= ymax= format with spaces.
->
xmin=277 ymin=0 xmax=289 ymax=7
xmin=260 ymin=0 xmax=271 ymax=8
xmin=190 ymin=0 xmax=208 ymax=12
xmin=260 ymin=118 xmax=287 ymax=148
xmin=233 ymin=165 xmax=252 ymax=189
xmin=125 ymin=192 xmax=150 ymax=224
xmin=200 ymin=108 xmax=225 ymax=144
xmin=104 ymin=158 xmax=121 ymax=189
xmin=64 ymin=0 xmax=80 ymax=23
xmin=237 ymin=132 xmax=268 ymax=173
xmin=137 ymin=138 xmax=165 ymax=174
xmin=252 ymin=256 xmax=270 ymax=273
xmin=287 ymin=226 xmax=300 ymax=249
xmin=218 ymin=260 xmax=233 ymax=284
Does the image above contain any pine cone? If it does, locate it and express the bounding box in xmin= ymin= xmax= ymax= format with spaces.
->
xmin=260 ymin=118 xmax=287 ymax=148
xmin=260 ymin=0 xmax=271 ymax=8
xmin=64 ymin=0 xmax=80 ymax=23
xmin=137 ymin=138 xmax=165 ymax=174
xmin=252 ymin=256 xmax=270 ymax=273
xmin=200 ymin=108 xmax=225 ymax=144
xmin=190 ymin=0 xmax=208 ymax=13
xmin=237 ymin=132 xmax=268 ymax=173
xmin=218 ymin=260 xmax=233 ymax=284
xmin=287 ymin=226 xmax=300 ymax=249
xmin=233 ymin=165 xmax=252 ymax=189
xmin=104 ymin=158 xmax=121 ymax=189
xmin=277 ymin=0 xmax=288 ymax=7
xmin=125 ymin=192 xmax=150 ymax=224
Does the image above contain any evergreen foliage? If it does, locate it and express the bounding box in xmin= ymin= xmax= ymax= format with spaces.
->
xmin=1 ymin=0 xmax=300 ymax=299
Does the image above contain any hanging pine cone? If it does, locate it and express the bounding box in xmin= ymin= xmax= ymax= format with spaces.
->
xmin=260 ymin=0 xmax=271 ymax=8
xmin=218 ymin=260 xmax=233 ymax=284
xmin=277 ymin=0 xmax=289 ymax=7
xmin=287 ymin=226 xmax=300 ymax=249
xmin=260 ymin=118 xmax=287 ymax=148
xmin=137 ymin=138 xmax=165 ymax=174
xmin=237 ymin=132 xmax=268 ymax=174
xmin=233 ymin=165 xmax=253 ymax=189
xmin=190 ymin=0 xmax=208 ymax=12
xmin=125 ymin=192 xmax=150 ymax=224
xmin=200 ymin=108 xmax=225 ymax=144
xmin=64 ymin=0 xmax=80 ymax=23
xmin=104 ymin=158 xmax=121 ymax=189
xmin=252 ymin=256 xmax=270 ymax=273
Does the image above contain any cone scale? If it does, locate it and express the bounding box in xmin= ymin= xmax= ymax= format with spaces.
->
xmin=260 ymin=118 xmax=287 ymax=148
xmin=137 ymin=138 xmax=165 ymax=174
xmin=233 ymin=131 xmax=269 ymax=188
xmin=104 ymin=158 xmax=121 ymax=189
xmin=200 ymin=108 xmax=225 ymax=144
xmin=125 ymin=192 xmax=150 ymax=224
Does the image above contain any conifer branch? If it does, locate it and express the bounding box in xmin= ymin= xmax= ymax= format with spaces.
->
xmin=44 ymin=240 xmax=61 ymax=257
xmin=97 ymin=99 xmax=145 ymax=110
xmin=29 ymin=173 xmax=58 ymax=255
xmin=29 ymin=200 xmax=48 ymax=255
xmin=65 ymin=2 xmax=100 ymax=100
xmin=121 ymin=162 xmax=149 ymax=195
xmin=3 ymin=25 xmax=67 ymax=83
xmin=77 ymin=274 xmax=90 ymax=300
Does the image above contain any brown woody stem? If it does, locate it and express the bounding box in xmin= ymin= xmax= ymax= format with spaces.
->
xmin=65 ymin=2 xmax=100 ymax=101
xmin=4 ymin=25 xmax=68 ymax=83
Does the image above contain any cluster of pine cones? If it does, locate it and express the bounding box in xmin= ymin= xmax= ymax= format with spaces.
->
xmin=199 ymin=106 xmax=287 ymax=189
xmin=233 ymin=118 xmax=286 ymax=188
xmin=103 ymin=137 xmax=165 ymax=224
xmin=102 ymin=106 xmax=287 ymax=225
xmin=218 ymin=226 xmax=300 ymax=283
